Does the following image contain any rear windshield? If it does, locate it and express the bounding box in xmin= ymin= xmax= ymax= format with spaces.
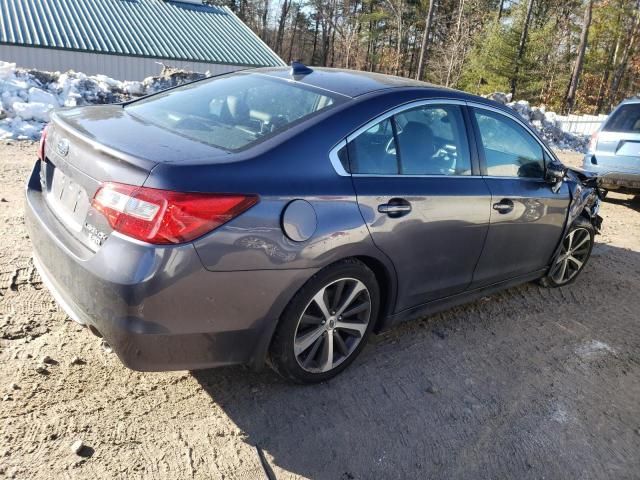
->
xmin=603 ymin=104 xmax=640 ymax=133
xmin=126 ymin=73 xmax=343 ymax=151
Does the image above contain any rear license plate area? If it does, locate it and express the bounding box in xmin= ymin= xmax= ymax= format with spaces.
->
xmin=44 ymin=163 xmax=90 ymax=232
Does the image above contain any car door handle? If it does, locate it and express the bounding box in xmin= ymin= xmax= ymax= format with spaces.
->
xmin=493 ymin=199 xmax=514 ymax=214
xmin=378 ymin=199 xmax=412 ymax=217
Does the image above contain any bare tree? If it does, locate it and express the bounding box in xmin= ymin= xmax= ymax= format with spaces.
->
xmin=275 ymin=0 xmax=293 ymax=55
xmin=287 ymin=4 xmax=301 ymax=63
xmin=564 ymin=0 xmax=594 ymax=113
xmin=416 ymin=0 xmax=436 ymax=80
xmin=384 ymin=0 xmax=406 ymax=75
xmin=510 ymin=0 xmax=535 ymax=97
xmin=608 ymin=8 xmax=640 ymax=108
xmin=595 ymin=2 xmax=623 ymax=114
xmin=497 ymin=0 xmax=505 ymax=21
xmin=261 ymin=0 xmax=269 ymax=41
xmin=445 ymin=0 xmax=465 ymax=87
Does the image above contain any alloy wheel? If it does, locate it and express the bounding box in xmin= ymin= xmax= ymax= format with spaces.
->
xmin=293 ymin=278 xmax=372 ymax=373
xmin=549 ymin=227 xmax=592 ymax=285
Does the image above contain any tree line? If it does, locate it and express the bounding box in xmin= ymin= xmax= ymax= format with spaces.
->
xmin=208 ymin=0 xmax=640 ymax=114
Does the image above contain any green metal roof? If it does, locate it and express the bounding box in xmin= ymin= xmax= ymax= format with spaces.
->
xmin=0 ymin=0 xmax=285 ymax=67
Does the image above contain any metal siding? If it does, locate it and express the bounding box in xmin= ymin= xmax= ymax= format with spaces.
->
xmin=0 ymin=0 xmax=285 ymax=67
xmin=0 ymin=44 xmax=244 ymax=80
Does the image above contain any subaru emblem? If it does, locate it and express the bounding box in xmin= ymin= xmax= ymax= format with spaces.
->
xmin=56 ymin=138 xmax=70 ymax=157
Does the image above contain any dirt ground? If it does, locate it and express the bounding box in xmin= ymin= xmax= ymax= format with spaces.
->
xmin=1 ymin=142 xmax=639 ymax=480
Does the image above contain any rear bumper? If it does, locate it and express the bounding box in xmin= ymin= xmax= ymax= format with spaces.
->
xmin=25 ymin=161 xmax=316 ymax=371
xmin=600 ymin=172 xmax=640 ymax=191
xmin=582 ymin=156 xmax=640 ymax=192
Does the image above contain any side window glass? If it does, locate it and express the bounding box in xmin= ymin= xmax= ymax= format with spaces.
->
xmin=336 ymin=144 xmax=350 ymax=172
xmin=348 ymin=118 xmax=398 ymax=174
xmin=393 ymin=105 xmax=471 ymax=175
xmin=474 ymin=109 xmax=545 ymax=178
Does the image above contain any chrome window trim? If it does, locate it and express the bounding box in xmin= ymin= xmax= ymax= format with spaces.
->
xmin=482 ymin=176 xmax=546 ymax=182
xmin=328 ymin=139 xmax=350 ymax=177
xmin=346 ymin=98 xmax=467 ymax=143
xmin=327 ymin=97 xmax=556 ymax=179
xmin=352 ymin=173 xmax=482 ymax=179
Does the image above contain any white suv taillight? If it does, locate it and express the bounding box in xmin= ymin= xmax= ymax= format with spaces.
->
xmin=588 ymin=131 xmax=599 ymax=152
xmin=92 ymin=182 xmax=258 ymax=245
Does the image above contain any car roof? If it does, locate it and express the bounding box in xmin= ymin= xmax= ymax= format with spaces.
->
xmin=253 ymin=66 xmax=458 ymax=99
xmin=617 ymin=97 xmax=640 ymax=106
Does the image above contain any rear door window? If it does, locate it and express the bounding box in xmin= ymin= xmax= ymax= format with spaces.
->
xmin=346 ymin=103 xmax=472 ymax=176
xmin=393 ymin=105 xmax=471 ymax=175
xmin=603 ymin=104 xmax=640 ymax=133
xmin=347 ymin=118 xmax=399 ymax=174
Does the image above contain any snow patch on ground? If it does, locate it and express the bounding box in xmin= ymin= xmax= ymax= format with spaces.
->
xmin=0 ymin=61 xmax=206 ymax=141
xmin=550 ymin=403 xmax=570 ymax=424
xmin=575 ymin=340 xmax=616 ymax=360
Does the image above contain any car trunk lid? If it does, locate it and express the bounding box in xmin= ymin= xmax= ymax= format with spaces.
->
xmin=597 ymin=102 xmax=640 ymax=171
xmin=41 ymin=105 xmax=229 ymax=251
xmin=596 ymin=131 xmax=640 ymax=171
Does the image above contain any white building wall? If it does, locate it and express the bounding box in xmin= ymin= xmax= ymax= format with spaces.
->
xmin=0 ymin=45 xmax=245 ymax=80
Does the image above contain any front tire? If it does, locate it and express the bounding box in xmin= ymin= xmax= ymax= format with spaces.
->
xmin=540 ymin=217 xmax=595 ymax=288
xmin=269 ymin=259 xmax=380 ymax=384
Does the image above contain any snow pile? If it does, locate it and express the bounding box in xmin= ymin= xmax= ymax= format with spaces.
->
xmin=0 ymin=61 xmax=206 ymax=141
xmin=486 ymin=92 xmax=590 ymax=153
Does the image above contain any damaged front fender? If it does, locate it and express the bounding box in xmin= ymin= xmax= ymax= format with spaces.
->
xmin=547 ymin=166 xmax=604 ymax=267
xmin=565 ymin=167 xmax=604 ymax=233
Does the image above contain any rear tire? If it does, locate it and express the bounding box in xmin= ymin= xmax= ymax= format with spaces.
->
xmin=269 ymin=259 xmax=380 ymax=384
xmin=540 ymin=217 xmax=595 ymax=288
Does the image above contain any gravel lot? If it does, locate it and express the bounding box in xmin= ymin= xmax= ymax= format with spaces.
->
xmin=1 ymin=143 xmax=639 ymax=479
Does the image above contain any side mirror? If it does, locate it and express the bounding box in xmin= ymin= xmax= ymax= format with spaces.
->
xmin=545 ymin=162 xmax=566 ymax=189
xmin=545 ymin=162 xmax=567 ymax=193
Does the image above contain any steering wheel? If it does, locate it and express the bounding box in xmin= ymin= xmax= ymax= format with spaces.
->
xmin=268 ymin=114 xmax=289 ymax=133
xmin=385 ymin=136 xmax=457 ymax=174
xmin=431 ymin=146 xmax=457 ymax=173
xmin=384 ymin=137 xmax=396 ymax=156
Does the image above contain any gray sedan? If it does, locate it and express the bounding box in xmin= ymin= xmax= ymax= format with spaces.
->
xmin=25 ymin=66 xmax=603 ymax=383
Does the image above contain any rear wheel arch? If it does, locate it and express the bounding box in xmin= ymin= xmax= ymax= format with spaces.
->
xmin=268 ymin=257 xmax=382 ymax=382
xmin=277 ymin=254 xmax=396 ymax=336
xmin=353 ymin=255 xmax=396 ymax=332
xmin=262 ymin=255 xmax=396 ymax=369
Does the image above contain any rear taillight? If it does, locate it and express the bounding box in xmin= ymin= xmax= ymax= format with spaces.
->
xmin=92 ymin=182 xmax=258 ymax=245
xmin=38 ymin=125 xmax=49 ymax=161
xmin=588 ymin=131 xmax=599 ymax=152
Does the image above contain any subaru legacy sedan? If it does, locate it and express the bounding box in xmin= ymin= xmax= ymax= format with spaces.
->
xmin=25 ymin=66 xmax=603 ymax=383
xmin=584 ymin=98 xmax=640 ymax=196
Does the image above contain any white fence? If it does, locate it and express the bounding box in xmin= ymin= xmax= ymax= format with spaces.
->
xmin=555 ymin=113 xmax=608 ymax=136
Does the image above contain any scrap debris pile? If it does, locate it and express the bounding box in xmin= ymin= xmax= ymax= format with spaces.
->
xmin=485 ymin=92 xmax=590 ymax=152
